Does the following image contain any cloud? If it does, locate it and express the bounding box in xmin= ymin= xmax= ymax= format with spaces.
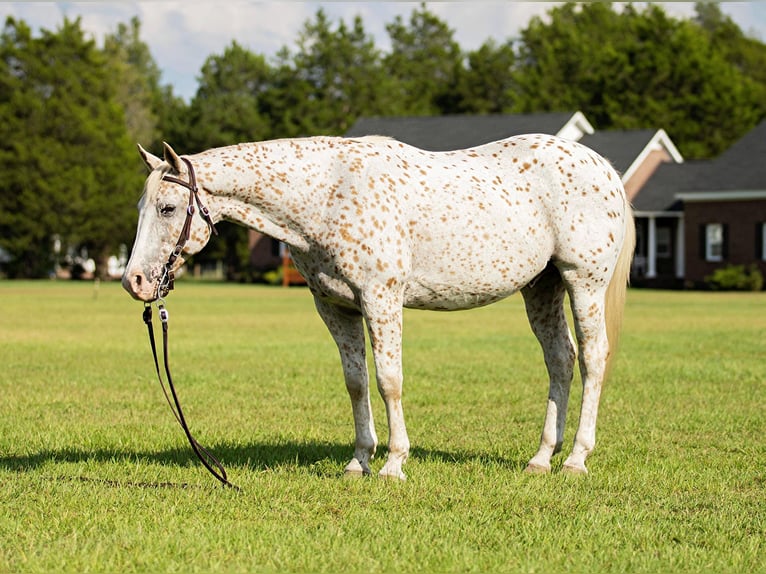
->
xmin=1 ymin=2 xmax=764 ymax=101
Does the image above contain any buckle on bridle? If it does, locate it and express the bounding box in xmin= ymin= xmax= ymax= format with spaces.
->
xmin=157 ymin=264 xmax=174 ymax=298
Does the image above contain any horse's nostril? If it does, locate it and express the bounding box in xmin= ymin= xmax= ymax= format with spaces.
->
xmin=134 ymin=274 xmax=143 ymax=287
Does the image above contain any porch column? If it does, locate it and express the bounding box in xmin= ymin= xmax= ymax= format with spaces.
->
xmin=647 ymin=215 xmax=657 ymax=278
xmin=675 ymin=217 xmax=685 ymax=279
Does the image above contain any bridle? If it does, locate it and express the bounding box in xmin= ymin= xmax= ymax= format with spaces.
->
xmin=157 ymin=157 xmax=218 ymax=299
xmin=140 ymin=157 xmax=238 ymax=489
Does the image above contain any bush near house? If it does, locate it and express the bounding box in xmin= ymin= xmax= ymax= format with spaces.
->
xmin=705 ymin=263 xmax=764 ymax=291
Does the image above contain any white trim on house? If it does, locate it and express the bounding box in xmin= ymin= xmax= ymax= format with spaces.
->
xmin=622 ymin=129 xmax=684 ymax=183
xmin=633 ymin=211 xmax=683 ymax=218
xmin=676 ymin=190 xmax=766 ymax=202
xmin=675 ymin=218 xmax=685 ymax=278
xmin=761 ymin=223 xmax=766 ymax=262
xmin=556 ymin=111 xmax=595 ymax=141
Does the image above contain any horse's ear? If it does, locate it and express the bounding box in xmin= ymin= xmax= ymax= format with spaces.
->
xmin=163 ymin=142 xmax=185 ymax=174
xmin=137 ymin=144 xmax=162 ymax=171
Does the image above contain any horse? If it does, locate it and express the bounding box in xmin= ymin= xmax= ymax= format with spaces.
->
xmin=122 ymin=134 xmax=635 ymax=479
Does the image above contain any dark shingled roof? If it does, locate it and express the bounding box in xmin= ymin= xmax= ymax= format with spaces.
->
xmin=689 ymin=120 xmax=766 ymax=192
xmin=345 ymin=112 xmax=578 ymax=151
xmin=633 ymin=161 xmax=709 ymax=212
xmin=579 ymin=130 xmax=657 ymax=176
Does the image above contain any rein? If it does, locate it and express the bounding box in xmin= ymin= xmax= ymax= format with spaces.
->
xmin=141 ymin=157 xmax=238 ymax=489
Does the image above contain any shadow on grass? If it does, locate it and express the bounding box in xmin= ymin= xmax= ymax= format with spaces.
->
xmin=0 ymin=439 xmax=527 ymax=487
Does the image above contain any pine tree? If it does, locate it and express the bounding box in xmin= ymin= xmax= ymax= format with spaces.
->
xmin=0 ymin=17 xmax=142 ymax=278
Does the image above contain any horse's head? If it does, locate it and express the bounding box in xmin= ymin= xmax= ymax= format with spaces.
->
xmin=122 ymin=143 xmax=217 ymax=301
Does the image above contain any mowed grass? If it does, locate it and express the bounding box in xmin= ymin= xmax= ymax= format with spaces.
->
xmin=0 ymin=280 xmax=763 ymax=573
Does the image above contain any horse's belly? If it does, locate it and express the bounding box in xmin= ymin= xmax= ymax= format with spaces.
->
xmin=403 ymin=281 xmax=512 ymax=311
xmin=403 ymin=222 xmax=551 ymax=311
xmin=402 ymin=263 xmax=539 ymax=311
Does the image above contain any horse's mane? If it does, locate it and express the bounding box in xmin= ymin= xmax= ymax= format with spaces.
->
xmin=351 ymin=135 xmax=395 ymax=143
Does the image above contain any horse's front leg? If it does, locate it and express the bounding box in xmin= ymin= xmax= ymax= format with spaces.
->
xmin=314 ymin=297 xmax=378 ymax=476
xmin=362 ymin=289 xmax=409 ymax=481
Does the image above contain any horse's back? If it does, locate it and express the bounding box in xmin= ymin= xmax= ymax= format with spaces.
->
xmin=353 ymin=135 xmax=627 ymax=310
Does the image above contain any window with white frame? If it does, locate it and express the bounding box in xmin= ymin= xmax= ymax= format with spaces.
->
xmin=705 ymin=223 xmax=724 ymax=262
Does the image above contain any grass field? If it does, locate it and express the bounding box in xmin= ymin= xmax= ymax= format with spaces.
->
xmin=0 ymin=280 xmax=763 ymax=573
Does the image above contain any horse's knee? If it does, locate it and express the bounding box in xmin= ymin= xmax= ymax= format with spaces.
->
xmin=375 ymin=366 xmax=403 ymax=400
xmin=344 ymin=375 xmax=368 ymax=401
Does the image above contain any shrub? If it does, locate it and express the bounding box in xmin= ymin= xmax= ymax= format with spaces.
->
xmin=706 ymin=264 xmax=764 ymax=291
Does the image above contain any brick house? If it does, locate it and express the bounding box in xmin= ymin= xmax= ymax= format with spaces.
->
xmin=632 ymin=120 xmax=766 ymax=287
xmin=673 ymin=120 xmax=766 ymax=287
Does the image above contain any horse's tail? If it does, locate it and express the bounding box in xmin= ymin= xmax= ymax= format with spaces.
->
xmin=604 ymin=197 xmax=635 ymax=379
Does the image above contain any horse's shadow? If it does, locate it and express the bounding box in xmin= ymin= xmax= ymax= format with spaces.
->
xmin=0 ymin=440 xmax=527 ymax=487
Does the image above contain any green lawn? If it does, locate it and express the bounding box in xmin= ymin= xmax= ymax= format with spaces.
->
xmin=0 ymin=281 xmax=763 ymax=573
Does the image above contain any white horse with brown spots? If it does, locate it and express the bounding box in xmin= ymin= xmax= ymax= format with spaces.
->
xmin=123 ymin=134 xmax=635 ymax=479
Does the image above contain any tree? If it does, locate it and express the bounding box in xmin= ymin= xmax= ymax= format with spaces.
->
xmin=180 ymin=41 xmax=275 ymax=280
xmin=384 ymin=4 xmax=463 ymax=115
xmin=103 ymin=17 xmax=160 ymax=148
xmin=0 ymin=18 xmax=54 ymax=277
xmin=694 ymin=2 xmax=766 ymax=120
xmin=187 ymin=41 xmax=272 ymax=151
xmin=512 ymin=2 xmax=763 ymax=158
xmin=265 ymin=9 xmax=391 ymax=137
xmin=104 ymin=17 xmax=189 ymax=168
xmin=457 ymin=39 xmax=516 ymax=114
xmin=0 ymin=17 xmax=141 ymax=278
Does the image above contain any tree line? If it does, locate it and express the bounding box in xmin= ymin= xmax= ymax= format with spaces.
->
xmin=1 ymin=2 xmax=764 ymax=279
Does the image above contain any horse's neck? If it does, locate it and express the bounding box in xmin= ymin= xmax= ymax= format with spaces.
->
xmin=199 ymin=140 xmax=331 ymax=252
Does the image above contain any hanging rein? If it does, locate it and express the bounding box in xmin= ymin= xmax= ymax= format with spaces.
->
xmin=141 ymin=158 xmax=238 ymax=489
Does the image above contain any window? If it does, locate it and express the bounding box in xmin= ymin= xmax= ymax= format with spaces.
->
xmin=705 ymin=223 xmax=724 ymax=262
xmin=656 ymin=227 xmax=671 ymax=258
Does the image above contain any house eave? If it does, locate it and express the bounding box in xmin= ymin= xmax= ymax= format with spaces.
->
xmin=633 ymin=210 xmax=683 ymax=218
xmin=676 ymin=190 xmax=766 ymax=202
xmin=556 ymin=111 xmax=595 ymax=141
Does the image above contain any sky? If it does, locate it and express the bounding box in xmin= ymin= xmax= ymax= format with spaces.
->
xmin=2 ymin=2 xmax=765 ymax=102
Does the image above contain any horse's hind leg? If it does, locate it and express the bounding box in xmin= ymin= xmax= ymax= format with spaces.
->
xmin=314 ymin=297 xmax=378 ymax=476
xmin=522 ymin=266 xmax=576 ymax=474
xmin=560 ymin=273 xmax=611 ymax=475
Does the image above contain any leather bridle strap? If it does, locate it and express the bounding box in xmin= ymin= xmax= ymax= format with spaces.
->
xmin=143 ymin=302 xmax=239 ymax=490
xmin=157 ymin=157 xmax=218 ymax=298
xmin=138 ymin=156 xmax=235 ymax=488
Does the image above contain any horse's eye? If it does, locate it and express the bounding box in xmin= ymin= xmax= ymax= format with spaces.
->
xmin=159 ymin=204 xmax=176 ymax=216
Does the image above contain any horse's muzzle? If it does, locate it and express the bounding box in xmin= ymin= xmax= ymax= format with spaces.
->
xmin=122 ymin=268 xmax=158 ymax=302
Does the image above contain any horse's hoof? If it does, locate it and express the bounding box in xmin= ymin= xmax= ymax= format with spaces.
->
xmin=561 ymin=463 xmax=588 ymax=476
xmin=378 ymin=467 xmax=407 ymax=481
xmin=524 ymin=462 xmax=551 ymax=474
xmin=344 ymin=459 xmax=371 ymax=477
